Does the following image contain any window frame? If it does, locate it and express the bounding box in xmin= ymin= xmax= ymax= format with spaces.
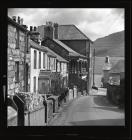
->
xmin=34 ymin=50 xmax=37 ymax=69
xmin=39 ymin=51 xmax=41 ymax=69
xmin=43 ymin=52 xmax=45 ymax=68
xmin=33 ymin=76 xmax=36 ymax=92
xmin=15 ymin=61 xmax=19 ymax=83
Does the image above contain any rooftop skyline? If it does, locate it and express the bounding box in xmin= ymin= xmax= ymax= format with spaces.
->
xmin=8 ymin=8 xmax=124 ymax=41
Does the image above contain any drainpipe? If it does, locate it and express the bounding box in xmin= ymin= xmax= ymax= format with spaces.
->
xmin=24 ymin=31 xmax=29 ymax=92
xmin=86 ymin=41 xmax=90 ymax=95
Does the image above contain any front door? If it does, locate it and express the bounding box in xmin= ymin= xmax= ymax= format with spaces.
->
xmin=38 ymin=79 xmax=49 ymax=94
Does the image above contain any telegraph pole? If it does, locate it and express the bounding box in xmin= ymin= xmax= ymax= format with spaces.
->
xmin=86 ymin=41 xmax=90 ymax=95
xmin=93 ymin=48 xmax=95 ymax=87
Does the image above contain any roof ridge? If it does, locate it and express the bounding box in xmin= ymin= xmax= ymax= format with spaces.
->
xmin=73 ymin=24 xmax=93 ymax=43
xmin=53 ymin=39 xmax=86 ymax=58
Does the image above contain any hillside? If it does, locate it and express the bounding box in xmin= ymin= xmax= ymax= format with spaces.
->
xmin=94 ymin=57 xmax=124 ymax=74
xmin=92 ymin=31 xmax=124 ymax=57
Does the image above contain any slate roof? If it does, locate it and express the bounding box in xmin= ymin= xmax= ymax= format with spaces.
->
xmin=109 ymin=59 xmax=124 ymax=73
xmin=53 ymin=39 xmax=87 ymax=59
xmin=30 ymin=39 xmax=56 ymax=58
xmin=8 ymin=16 xmax=29 ymax=33
xmin=44 ymin=47 xmax=68 ymax=63
xmin=58 ymin=25 xmax=92 ymax=42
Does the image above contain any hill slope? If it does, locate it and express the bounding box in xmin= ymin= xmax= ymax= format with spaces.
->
xmin=92 ymin=31 xmax=124 ymax=57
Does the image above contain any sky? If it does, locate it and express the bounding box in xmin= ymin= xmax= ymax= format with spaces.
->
xmin=8 ymin=8 xmax=124 ymax=41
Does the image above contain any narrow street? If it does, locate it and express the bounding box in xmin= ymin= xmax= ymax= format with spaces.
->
xmin=49 ymin=90 xmax=125 ymax=126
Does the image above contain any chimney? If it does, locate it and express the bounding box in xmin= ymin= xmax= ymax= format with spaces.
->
xmin=20 ymin=18 xmax=23 ymax=25
xmin=30 ymin=26 xmax=40 ymax=44
xmin=30 ymin=26 xmax=33 ymax=31
xmin=17 ymin=16 xmax=20 ymax=24
xmin=34 ymin=26 xmax=37 ymax=31
xmin=22 ymin=25 xmax=28 ymax=29
xmin=12 ymin=16 xmax=16 ymax=22
xmin=105 ymin=56 xmax=110 ymax=63
xmin=54 ymin=23 xmax=58 ymax=39
xmin=44 ymin=21 xmax=54 ymax=39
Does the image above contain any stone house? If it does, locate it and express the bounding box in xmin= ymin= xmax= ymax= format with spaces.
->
xmin=102 ymin=56 xmax=112 ymax=87
xmin=107 ymin=59 xmax=125 ymax=105
xmin=108 ymin=59 xmax=124 ymax=85
xmin=44 ymin=46 xmax=69 ymax=91
xmin=29 ymin=27 xmax=56 ymax=94
xmin=38 ymin=22 xmax=92 ymax=92
xmin=8 ymin=16 xmax=30 ymax=95
xmin=38 ymin=22 xmax=87 ymax=92
xmin=29 ymin=25 xmax=68 ymax=95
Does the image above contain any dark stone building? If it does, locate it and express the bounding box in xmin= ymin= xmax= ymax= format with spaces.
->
xmin=38 ymin=22 xmax=92 ymax=92
xmin=8 ymin=16 xmax=30 ymax=95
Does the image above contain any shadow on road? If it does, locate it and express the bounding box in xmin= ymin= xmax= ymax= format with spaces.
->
xmin=93 ymin=106 xmax=124 ymax=113
xmin=93 ymin=96 xmax=115 ymax=107
xmin=69 ymin=118 xmax=125 ymax=126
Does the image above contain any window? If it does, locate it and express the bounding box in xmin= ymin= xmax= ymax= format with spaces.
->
xmin=26 ymin=36 xmax=29 ymax=53
xmin=39 ymin=52 xmax=41 ymax=68
xmin=33 ymin=77 xmax=36 ymax=92
xmin=54 ymin=58 xmax=56 ymax=70
xmin=43 ymin=53 xmax=45 ymax=68
xmin=34 ymin=50 xmax=37 ymax=69
xmin=15 ymin=29 xmax=19 ymax=49
xmin=15 ymin=61 xmax=19 ymax=82
xmin=49 ymin=57 xmax=50 ymax=70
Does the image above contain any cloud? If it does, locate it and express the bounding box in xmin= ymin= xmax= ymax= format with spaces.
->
xmin=8 ymin=8 xmax=124 ymax=41
xmin=111 ymin=8 xmax=124 ymax=18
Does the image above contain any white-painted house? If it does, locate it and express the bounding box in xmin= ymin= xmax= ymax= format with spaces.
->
xmin=44 ymin=47 xmax=68 ymax=88
xmin=29 ymin=39 xmax=57 ymax=94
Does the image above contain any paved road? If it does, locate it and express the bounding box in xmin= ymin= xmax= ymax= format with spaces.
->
xmin=49 ymin=94 xmax=125 ymax=126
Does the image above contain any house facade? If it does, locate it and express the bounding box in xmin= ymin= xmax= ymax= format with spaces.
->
xmin=108 ymin=59 xmax=124 ymax=85
xmin=38 ymin=22 xmax=88 ymax=92
xmin=8 ymin=16 xmax=30 ymax=95
xmin=29 ymin=28 xmax=57 ymax=94
xmin=102 ymin=56 xmax=112 ymax=87
xmin=44 ymin=46 xmax=69 ymax=92
xmin=53 ymin=24 xmax=93 ymax=91
xmin=29 ymin=25 xmax=68 ymax=95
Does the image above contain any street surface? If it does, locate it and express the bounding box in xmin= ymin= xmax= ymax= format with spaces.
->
xmin=49 ymin=89 xmax=125 ymax=126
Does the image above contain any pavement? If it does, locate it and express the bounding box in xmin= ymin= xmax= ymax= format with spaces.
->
xmin=48 ymin=89 xmax=125 ymax=126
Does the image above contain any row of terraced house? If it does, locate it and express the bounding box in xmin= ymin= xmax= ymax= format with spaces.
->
xmin=7 ymin=16 xmax=93 ymax=126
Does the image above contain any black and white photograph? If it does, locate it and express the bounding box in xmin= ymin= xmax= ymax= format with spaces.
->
xmin=7 ymin=8 xmax=125 ymax=127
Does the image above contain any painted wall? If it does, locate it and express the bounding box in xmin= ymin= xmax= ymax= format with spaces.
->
xmin=30 ymin=47 xmax=56 ymax=93
xmin=30 ymin=47 xmax=47 ymax=93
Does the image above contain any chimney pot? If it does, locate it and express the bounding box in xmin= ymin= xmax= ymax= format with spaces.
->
xmin=17 ymin=16 xmax=20 ymax=24
xmin=22 ymin=25 xmax=28 ymax=29
xmin=54 ymin=22 xmax=59 ymax=39
xmin=30 ymin=26 xmax=33 ymax=31
xmin=20 ymin=18 xmax=23 ymax=25
xmin=34 ymin=26 xmax=37 ymax=31
xmin=12 ymin=16 xmax=16 ymax=21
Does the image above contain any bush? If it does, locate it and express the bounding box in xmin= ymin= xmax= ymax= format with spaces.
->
xmin=16 ymin=92 xmax=44 ymax=111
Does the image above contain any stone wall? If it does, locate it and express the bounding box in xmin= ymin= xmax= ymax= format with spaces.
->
xmin=8 ymin=24 xmax=30 ymax=95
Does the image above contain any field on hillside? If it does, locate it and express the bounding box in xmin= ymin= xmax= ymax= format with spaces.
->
xmin=94 ymin=57 xmax=124 ymax=74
